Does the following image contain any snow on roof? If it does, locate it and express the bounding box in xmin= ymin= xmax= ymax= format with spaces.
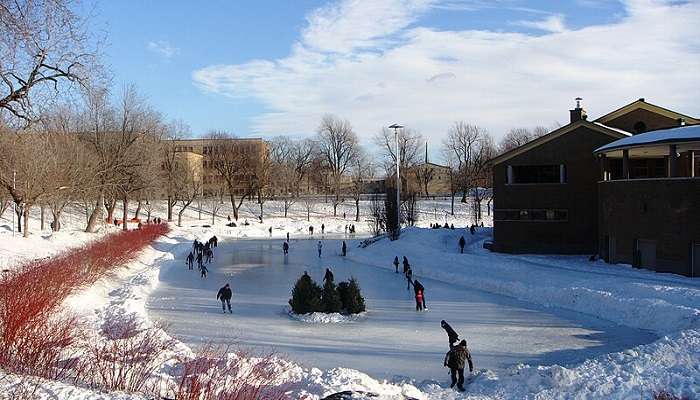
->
xmin=593 ymin=122 xmax=632 ymax=137
xmin=594 ymin=124 xmax=700 ymax=153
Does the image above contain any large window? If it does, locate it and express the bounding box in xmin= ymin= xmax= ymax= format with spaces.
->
xmin=508 ymin=165 xmax=565 ymax=184
xmin=494 ymin=209 xmax=568 ymax=222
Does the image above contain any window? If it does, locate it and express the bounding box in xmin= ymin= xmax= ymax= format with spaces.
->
xmin=494 ymin=209 xmax=568 ymax=222
xmin=633 ymin=121 xmax=647 ymax=134
xmin=509 ymin=165 xmax=565 ymax=184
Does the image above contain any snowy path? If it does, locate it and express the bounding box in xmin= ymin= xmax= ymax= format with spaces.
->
xmin=146 ymin=236 xmax=655 ymax=383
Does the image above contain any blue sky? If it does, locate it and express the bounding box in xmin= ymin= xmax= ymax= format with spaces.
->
xmin=89 ymin=0 xmax=699 ymax=148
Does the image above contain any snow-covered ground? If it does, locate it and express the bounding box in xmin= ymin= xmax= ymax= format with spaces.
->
xmin=1 ymin=198 xmax=698 ymax=399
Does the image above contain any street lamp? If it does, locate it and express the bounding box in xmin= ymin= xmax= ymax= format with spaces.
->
xmin=388 ymin=123 xmax=403 ymax=238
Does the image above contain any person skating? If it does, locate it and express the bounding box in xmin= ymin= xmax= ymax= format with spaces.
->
xmin=406 ymin=267 xmax=413 ymax=290
xmin=200 ymin=264 xmax=208 ymax=278
xmin=413 ymin=279 xmax=427 ymax=310
xmin=196 ymin=252 xmax=203 ymax=270
xmin=309 ymin=226 xmax=314 ymax=235
xmin=469 ymin=225 xmax=475 ymax=235
xmin=341 ymin=241 xmax=347 ymax=257
xmin=459 ymin=236 xmax=466 ymax=253
xmin=283 ymin=241 xmax=289 ymax=255
xmin=205 ymin=247 xmax=212 ymax=264
xmin=443 ymin=339 xmax=474 ymax=391
xmin=269 ymin=227 xmax=272 ymax=237
xmin=186 ymin=252 xmax=194 ymax=270
xmin=441 ymin=320 xmax=460 ymax=347
xmin=216 ymin=283 xmax=232 ymax=313
xmin=212 ymin=236 xmax=218 ymax=247
xmin=403 ymin=256 xmax=410 ymax=275
xmin=317 ymin=241 xmax=323 ymax=257
xmin=321 ymin=223 xmax=325 ymax=234
xmin=393 ymin=256 xmax=400 ymax=273
xmin=286 ymin=232 xmax=290 ymax=242
xmin=415 ymin=289 xmax=424 ymax=311
xmin=324 ymin=268 xmax=334 ymax=283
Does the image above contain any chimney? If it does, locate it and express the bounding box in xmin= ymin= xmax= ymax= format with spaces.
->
xmin=569 ymin=97 xmax=587 ymax=123
xmin=678 ymin=118 xmax=686 ymax=126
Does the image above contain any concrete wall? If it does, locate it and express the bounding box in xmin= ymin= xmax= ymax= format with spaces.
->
xmin=493 ymin=126 xmax=617 ymax=254
xmin=598 ymin=178 xmax=700 ymax=277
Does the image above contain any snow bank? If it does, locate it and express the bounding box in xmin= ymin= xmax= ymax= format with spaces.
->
xmin=287 ymin=308 xmax=366 ymax=324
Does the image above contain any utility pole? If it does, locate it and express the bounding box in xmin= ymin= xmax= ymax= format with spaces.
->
xmin=12 ymin=170 xmax=15 ymax=237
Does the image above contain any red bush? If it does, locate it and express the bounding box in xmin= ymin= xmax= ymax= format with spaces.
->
xmin=0 ymin=224 xmax=168 ymax=379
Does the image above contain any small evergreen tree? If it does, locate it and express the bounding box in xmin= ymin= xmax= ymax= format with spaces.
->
xmin=343 ymin=277 xmax=366 ymax=314
xmin=289 ymin=273 xmax=322 ymax=314
xmin=337 ymin=281 xmax=350 ymax=311
xmin=321 ymin=272 xmax=342 ymax=313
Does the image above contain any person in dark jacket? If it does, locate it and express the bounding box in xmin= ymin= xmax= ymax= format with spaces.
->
xmin=212 ymin=236 xmax=218 ymax=247
xmin=269 ymin=227 xmax=272 ymax=237
xmin=186 ymin=252 xmax=194 ymax=270
xmin=406 ymin=267 xmax=413 ymax=290
xmin=196 ymin=252 xmax=203 ymax=270
xmin=324 ymin=268 xmax=334 ymax=283
xmin=216 ymin=283 xmax=232 ymax=313
xmin=200 ymin=264 xmax=208 ymax=278
xmin=283 ymin=241 xmax=289 ymax=255
xmin=443 ymin=339 xmax=473 ymax=391
xmin=321 ymin=223 xmax=325 ymax=234
xmin=403 ymin=256 xmax=410 ymax=275
xmin=393 ymin=256 xmax=400 ymax=273
xmin=341 ymin=241 xmax=347 ymax=256
xmin=413 ymin=280 xmax=426 ymax=309
xmin=469 ymin=225 xmax=475 ymax=235
xmin=441 ymin=320 xmax=459 ymax=347
xmin=458 ymin=236 xmax=466 ymax=253
xmin=309 ymin=226 xmax=314 ymax=235
xmin=286 ymin=232 xmax=290 ymax=242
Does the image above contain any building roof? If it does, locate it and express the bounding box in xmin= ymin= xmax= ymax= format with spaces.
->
xmin=594 ymin=98 xmax=700 ymax=125
xmin=594 ymin=124 xmax=700 ymax=154
xmin=490 ymin=120 xmax=630 ymax=165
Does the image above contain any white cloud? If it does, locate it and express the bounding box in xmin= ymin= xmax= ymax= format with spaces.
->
xmin=147 ymin=40 xmax=180 ymax=58
xmin=515 ymin=14 xmax=567 ymax=33
xmin=192 ymin=0 xmax=700 ymax=149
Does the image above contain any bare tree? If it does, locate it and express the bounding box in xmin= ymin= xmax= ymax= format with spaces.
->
xmin=413 ymin=165 xmax=436 ymax=196
xmin=207 ymin=131 xmax=256 ymax=221
xmin=350 ymin=151 xmax=374 ymax=222
xmin=316 ymin=115 xmax=358 ymax=216
xmin=443 ymin=122 xmax=496 ymax=223
xmin=270 ymin=137 xmax=316 ymax=217
xmin=175 ymin=159 xmax=202 ymax=227
xmin=0 ymin=0 xmax=98 ymax=125
xmin=374 ymin=127 xmax=423 ymax=175
xmin=161 ymin=119 xmax=190 ymax=221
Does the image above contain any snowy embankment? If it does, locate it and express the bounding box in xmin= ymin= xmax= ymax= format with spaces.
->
xmin=286 ymin=308 xmax=366 ymax=324
xmin=349 ymin=227 xmax=700 ymax=399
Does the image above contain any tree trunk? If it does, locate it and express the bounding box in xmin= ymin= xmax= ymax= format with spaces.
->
xmin=167 ymin=196 xmax=173 ymax=222
xmin=23 ymin=204 xmax=30 ymax=238
xmin=106 ymin=198 xmax=116 ymax=222
xmin=284 ymin=200 xmax=288 ymax=218
xmin=450 ymin=192 xmax=455 ymax=216
xmin=229 ymin=191 xmax=239 ymax=221
xmin=122 ymin=196 xmax=128 ymax=231
xmin=52 ymin=209 xmax=62 ymax=232
xmin=15 ymin=203 xmax=23 ymax=233
xmin=40 ymin=204 xmax=45 ymax=231
xmin=133 ymin=199 xmax=142 ymax=220
xmin=0 ymin=199 xmax=8 ymax=219
xmin=355 ymin=199 xmax=360 ymax=222
xmin=178 ymin=207 xmax=184 ymax=227
xmin=85 ymin=197 xmax=102 ymax=233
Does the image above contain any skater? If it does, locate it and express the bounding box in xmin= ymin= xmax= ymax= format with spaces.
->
xmin=393 ymin=256 xmax=399 ymax=273
xmin=269 ymin=227 xmax=272 ymax=237
xmin=469 ymin=225 xmax=475 ymax=235
xmin=413 ymin=279 xmax=426 ymax=309
xmin=341 ymin=241 xmax=347 ymax=257
xmin=443 ymin=340 xmax=474 ymax=391
xmin=324 ymin=268 xmax=334 ymax=283
xmin=283 ymin=241 xmax=289 ymax=255
xmin=205 ymin=247 xmax=212 ymax=264
xmin=309 ymin=226 xmax=314 ymax=235
xmin=286 ymin=232 xmax=290 ymax=242
xmin=212 ymin=236 xmax=218 ymax=247
xmin=196 ymin=252 xmax=203 ymax=270
xmin=343 ymin=212 xmax=346 ymax=219
xmin=186 ymin=252 xmax=194 ymax=270
xmin=216 ymin=283 xmax=232 ymax=313
xmin=200 ymin=264 xmax=208 ymax=278
xmin=321 ymin=223 xmax=325 ymax=234
xmin=450 ymin=224 xmax=455 ymax=230
xmin=441 ymin=320 xmax=460 ymax=347
xmin=406 ymin=267 xmax=413 ymax=290
xmin=317 ymin=241 xmax=323 ymax=258
xmin=415 ymin=288 xmax=424 ymax=311
xmin=458 ymin=236 xmax=466 ymax=253
xmin=403 ymin=256 xmax=410 ymax=275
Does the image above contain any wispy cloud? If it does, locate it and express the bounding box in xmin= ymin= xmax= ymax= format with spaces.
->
xmin=147 ymin=40 xmax=180 ymax=58
xmin=193 ymin=0 xmax=700 ymax=144
xmin=515 ymin=14 xmax=567 ymax=33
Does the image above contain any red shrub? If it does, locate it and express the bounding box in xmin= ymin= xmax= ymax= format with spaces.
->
xmin=170 ymin=345 xmax=291 ymax=400
xmin=0 ymin=224 xmax=169 ymax=380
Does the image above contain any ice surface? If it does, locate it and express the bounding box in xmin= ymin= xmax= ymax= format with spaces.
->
xmin=147 ymin=237 xmax=655 ymax=382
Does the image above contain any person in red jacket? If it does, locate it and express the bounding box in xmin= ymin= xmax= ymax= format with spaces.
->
xmin=415 ymin=289 xmax=424 ymax=311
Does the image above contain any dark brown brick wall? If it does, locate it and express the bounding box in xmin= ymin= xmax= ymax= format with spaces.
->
xmin=493 ymin=125 xmax=618 ymax=254
xmin=603 ymin=108 xmax=682 ymax=133
xmin=598 ymin=179 xmax=700 ymax=276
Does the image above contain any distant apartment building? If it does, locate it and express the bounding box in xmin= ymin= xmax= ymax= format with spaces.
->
xmin=490 ymin=98 xmax=699 ymax=276
xmin=173 ymin=137 xmax=267 ymax=196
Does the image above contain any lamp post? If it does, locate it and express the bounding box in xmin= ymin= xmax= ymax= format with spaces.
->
xmin=12 ymin=170 xmax=16 ymax=237
xmin=388 ymin=124 xmax=403 ymax=238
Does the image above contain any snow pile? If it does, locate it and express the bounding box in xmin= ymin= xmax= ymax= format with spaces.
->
xmin=287 ymin=308 xmax=366 ymax=324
